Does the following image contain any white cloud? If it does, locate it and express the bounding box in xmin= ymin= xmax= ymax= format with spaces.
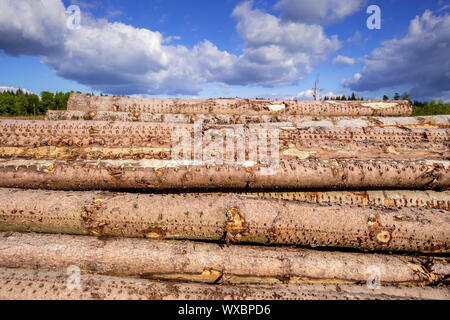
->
xmin=227 ymin=1 xmax=341 ymax=86
xmin=0 ymin=0 xmax=341 ymax=95
xmin=341 ymin=10 xmax=450 ymax=101
xmin=0 ymin=86 xmax=34 ymax=95
xmin=332 ymin=55 xmax=355 ymax=66
xmin=297 ymin=89 xmax=315 ymax=99
xmin=297 ymin=90 xmax=343 ymax=100
xmin=322 ymin=91 xmax=342 ymax=99
xmin=274 ymin=0 xmax=367 ymax=24
xmin=341 ymin=73 xmax=361 ymax=86
xmin=347 ymin=31 xmax=362 ymax=43
xmin=0 ymin=0 xmax=66 ymax=56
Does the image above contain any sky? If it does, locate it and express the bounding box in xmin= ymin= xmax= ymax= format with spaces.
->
xmin=0 ymin=0 xmax=449 ymax=101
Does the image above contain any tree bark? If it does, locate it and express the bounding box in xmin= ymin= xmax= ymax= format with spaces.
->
xmin=67 ymin=93 xmax=413 ymax=116
xmin=0 ymin=158 xmax=449 ymax=190
xmin=0 ymin=233 xmax=448 ymax=286
xmin=47 ymin=110 xmax=450 ymax=128
xmin=0 ymin=188 xmax=448 ymax=253
xmin=1 ymin=120 xmax=448 ymax=161
xmin=2 ymin=120 xmax=446 ymax=147
xmin=231 ymin=190 xmax=450 ymax=210
xmin=0 ymin=267 xmax=448 ymax=300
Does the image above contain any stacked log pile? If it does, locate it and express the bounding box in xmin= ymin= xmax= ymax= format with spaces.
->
xmin=0 ymin=93 xmax=448 ymax=300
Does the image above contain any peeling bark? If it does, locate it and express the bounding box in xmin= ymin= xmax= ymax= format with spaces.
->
xmin=0 ymin=267 xmax=448 ymax=300
xmin=67 ymin=93 xmax=413 ymax=116
xmin=47 ymin=110 xmax=450 ymax=128
xmin=0 ymin=158 xmax=448 ymax=190
xmin=0 ymin=233 xmax=448 ymax=285
xmin=0 ymin=188 xmax=448 ymax=253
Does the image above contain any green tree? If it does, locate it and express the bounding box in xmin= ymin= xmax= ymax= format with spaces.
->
xmin=383 ymin=95 xmax=389 ymax=101
xmin=0 ymin=92 xmax=15 ymax=115
xmin=39 ymin=91 xmax=55 ymax=114
xmin=54 ymin=91 xmax=66 ymax=110
xmin=394 ymin=92 xmax=400 ymax=100
xmin=401 ymin=92 xmax=411 ymax=102
xmin=26 ymin=94 xmax=40 ymax=115
xmin=13 ymin=94 xmax=28 ymax=116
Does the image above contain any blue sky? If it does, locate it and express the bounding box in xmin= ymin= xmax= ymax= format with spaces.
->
xmin=0 ymin=0 xmax=449 ymax=101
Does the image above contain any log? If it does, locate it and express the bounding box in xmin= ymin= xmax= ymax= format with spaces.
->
xmin=0 ymin=188 xmax=448 ymax=253
xmin=0 ymin=232 xmax=448 ymax=285
xmin=47 ymin=110 xmax=450 ymax=128
xmin=3 ymin=120 xmax=447 ymax=147
xmin=231 ymin=190 xmax=450 ymax=210
xmin=1 ymin=120 xmax=448 ymax=161
xmin=0 ymin=267 xmax=448 ymax=300
xmin=67 ymin=93 xmax=413 ymax=116
xmin=0 ymin=158 xmax=449 ymax=190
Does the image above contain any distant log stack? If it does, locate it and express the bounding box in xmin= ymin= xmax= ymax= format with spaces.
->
xmin=67 ymin=93 xmax=413 ymax=116
xmin=0 ymin=93 xmax=448 ymax=300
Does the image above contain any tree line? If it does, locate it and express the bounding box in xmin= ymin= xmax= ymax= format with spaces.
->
xmin=0 ymin=89 xmax=448 ymax=117
xmin=0 ymin=90 xmax=71 ymax=116
xmin=324 ymin=92 xmax=450 ymax=116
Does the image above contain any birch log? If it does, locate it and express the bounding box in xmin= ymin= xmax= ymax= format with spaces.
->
xmin=0 ymin=188 xmax=448 ymax=253
xmin=0 ymin=267 xmax=448 ymax=300
xmin=67 ymin=93 xmax=413 ymax=116
xmin=0 ymin=233 xmax=448 ymax=286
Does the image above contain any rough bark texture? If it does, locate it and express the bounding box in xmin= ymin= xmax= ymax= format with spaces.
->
xmin=0 ymin=232 xmax=448 ymax=286
xmin=2 ymin=120 xmax=447 ymax=147
xmin=2 ymin=119 xmax=448 ymax=162
xmin=47 ymin=110 xmax=450 ymax=128
xmin=0 ymin=188 xmax=448 ymax=253
xmin=67 ymin=93 xmax=413 ymax=116
xmin=0 ymin=267 xmax=448 ymax=300
xmin=189 ymin=190 xmax=450 ymax=210
xmin=0 ymin=158 xmax=449 ymax=190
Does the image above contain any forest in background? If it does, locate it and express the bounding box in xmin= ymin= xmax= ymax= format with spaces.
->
xmin=0 ymin=90 xmax=449 ymax=117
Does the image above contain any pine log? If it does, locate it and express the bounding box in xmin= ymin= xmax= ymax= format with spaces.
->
xmin=228 ymin=190 xmax=450 ymax=210
xmin=0 ymin=232 xmax=448 ymax=286
xmin=0 ymin=267 xmax=448 ymax=300
xmin=67 ymin=93 xmax=412 ymax=116
xmin=0 ymin=158 xmax=449 ymax=190
xmin=0 ymin=188 xmax=448 ymax=253
xmin=0 ymin=120 xmax=448 ymax=161
xmin=47 ymin=110 xmax=450 ymax=128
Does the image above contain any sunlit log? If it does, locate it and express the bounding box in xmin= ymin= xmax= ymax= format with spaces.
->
xmin=0 ymin=267 xmax=447 ymax=300
xmin=0 ymin=188 xmax=448 ymax=253
xmin=67 ymin=93 xmax=413 ymax=116
xmin=0 ymin=233 xmax=448 ymax=286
